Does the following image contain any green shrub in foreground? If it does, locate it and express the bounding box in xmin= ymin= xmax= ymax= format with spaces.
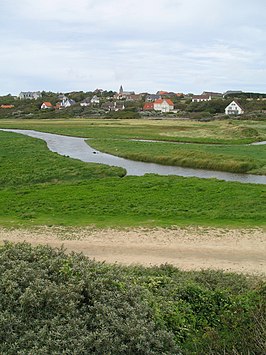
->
xmin=0 ymin=243 xmax=265 ymax=354
xmin=0 ymin=242 xmax=179 ymax=355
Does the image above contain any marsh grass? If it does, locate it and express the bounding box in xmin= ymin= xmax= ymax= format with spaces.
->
xmin=0 ymin=118 xmax=266 ymax=143
xmin=88 ymin=138 xmax=266 ymax=174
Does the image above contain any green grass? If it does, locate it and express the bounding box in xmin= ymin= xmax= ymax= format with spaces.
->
xmin=88 ymin=138 xmax=266 ymax=174
xmin=1 ymin=118 xmax=266 ymax=143
xmin=0 ymin=131 xmax=125 ymax=187
xmin=1 ymin=175 xmax=265 ymax=228
xmin=0 ymin=128 xmax=265 ymax=228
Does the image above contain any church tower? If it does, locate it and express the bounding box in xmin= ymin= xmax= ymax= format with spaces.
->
xmin=119 ymin=85 xmax=123 ymax=94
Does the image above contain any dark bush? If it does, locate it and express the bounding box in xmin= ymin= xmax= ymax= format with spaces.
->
xmin=0 ymin=242 xmax=179 ymax=354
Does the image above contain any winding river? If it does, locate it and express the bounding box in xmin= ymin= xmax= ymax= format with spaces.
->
xmin=1 ymin=129 xmax=266 ymax=185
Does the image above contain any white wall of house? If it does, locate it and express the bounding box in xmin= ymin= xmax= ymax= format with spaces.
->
xmin=191 ymin=96 xmax=211 ymax=102
xmin=80 ymin=102 xmax=90 ymax=107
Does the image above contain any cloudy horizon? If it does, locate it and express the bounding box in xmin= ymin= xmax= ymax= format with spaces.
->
xmin=1 ymin=0 xmax=266 ymax=96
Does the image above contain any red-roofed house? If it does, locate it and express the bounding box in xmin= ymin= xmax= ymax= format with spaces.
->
xmin=153 ymin=99 xmax=174 ymax=112
xmin=156 ymin=91 xmax=168 ymax=95
xmin=143 ymin=102 xmax=154 ymax=111
xmin=41 ymin=102 xmax=53 ymax=109
xmin=0 ymin=104 xmax=14 ymax=109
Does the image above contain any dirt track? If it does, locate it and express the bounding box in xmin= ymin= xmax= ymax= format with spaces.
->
xmin=0 ymin=226 xmax=265 ymax=275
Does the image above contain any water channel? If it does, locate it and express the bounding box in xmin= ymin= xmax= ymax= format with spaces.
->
xmin=1 ymin=129 xmax=266 ymax=185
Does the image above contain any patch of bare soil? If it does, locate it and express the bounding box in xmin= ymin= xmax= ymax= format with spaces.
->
xmin=0 ymin=226 xmax=265 ymax=275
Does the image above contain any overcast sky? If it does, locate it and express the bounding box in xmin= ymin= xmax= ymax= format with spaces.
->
xmin=1 ymin=0 xmax=266 ymax=95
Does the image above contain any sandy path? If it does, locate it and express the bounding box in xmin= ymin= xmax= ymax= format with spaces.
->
xmin=0 ymin=226 xmax=265 ymax=275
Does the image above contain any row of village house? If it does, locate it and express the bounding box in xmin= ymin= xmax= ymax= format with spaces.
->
xmin=41 ymin=96 xmax=177 ymax=113
xmin=1 ymin=87 xmax=245 ymax=115
xmin=41 ymin=97 xmax=245 ymax=116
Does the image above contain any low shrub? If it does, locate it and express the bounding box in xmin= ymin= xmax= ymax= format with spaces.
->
xmin=0 ymin=243 xmax=265 ymax=354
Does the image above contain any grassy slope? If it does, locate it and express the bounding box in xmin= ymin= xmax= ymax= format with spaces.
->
xmin=0 ymin=131 xmax=265 ymax=228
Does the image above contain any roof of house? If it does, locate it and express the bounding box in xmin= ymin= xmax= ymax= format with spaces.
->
xmin=102 ymin=101 xmax=115 ymax=108
xmin=154 ymin=99 xmax=174 ymax=106
xmin=20 ymin=91 xmax=41 ymax=95
xmin=146 ymin=94 xmax=161 ymax=100
xmin=64 ymin=99 xmax=76 ymax=104
xmin=156 ymin=91 xmax=168 ymax=95
xmin=42 ymin=101 xmax=53 ymax=107
xmin=81 ymin=98 xmax=91 ymax=103
xmin=202 ymin=91 xmax=222 ymax=96
xmin=223 ymin=90 xmax=243 ymax=96
xmin=143 ymin=103 xmax=154 ymax=110
xmin=226 ymin=100 xmax=245 ymax=110
xmin=192 ymin=95 xmax=211 ymax=100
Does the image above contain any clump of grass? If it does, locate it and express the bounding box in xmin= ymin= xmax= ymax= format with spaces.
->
xmin=231 ymin=125 xmax=260 ymax=138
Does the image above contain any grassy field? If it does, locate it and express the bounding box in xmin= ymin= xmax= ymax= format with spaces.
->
xmin=0 ymin=118 xmax=266 ymax=143
xmin=1 ymin=118 xmax=266 ymax=174
xmin=0 ymin=130 xmax=265 ymax=228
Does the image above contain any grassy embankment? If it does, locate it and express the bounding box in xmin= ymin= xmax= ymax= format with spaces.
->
xmin=0 ymin=130 xmax=265 ymax=228
xmin=1 ymin=118 xmax=266 ymax=174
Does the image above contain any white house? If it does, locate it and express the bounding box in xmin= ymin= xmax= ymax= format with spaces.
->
xmin=225 ymin=101 xmax=244 ymax=115
xmin=19 ymin=91 xmax=42 ymax=100
xmin=101 ymin=101 xmax=125 ymax=111
xmin=41 ymin=102 xmax=53 ymax=109
xmin=80 ymin=98 xmax=91 ymax=107
xmin=153 ymin=99 xmax=174 ymax=113
xmin=61 ymin=98 xmax=76 ymax=108
xmin=191 ymin=94 xmax=212 ymax=102
xmin=90 ymin=95 xmax=100 ymax=104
